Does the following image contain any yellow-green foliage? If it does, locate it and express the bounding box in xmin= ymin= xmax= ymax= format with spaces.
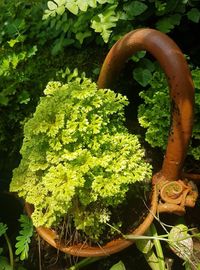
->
xmin=10 ymin=78 xmax=152 ymax=239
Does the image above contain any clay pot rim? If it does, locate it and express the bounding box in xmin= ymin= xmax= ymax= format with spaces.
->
xmin=25 ymin=185 xmax=158 ymax=257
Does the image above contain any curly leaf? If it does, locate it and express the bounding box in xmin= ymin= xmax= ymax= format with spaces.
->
xmin=10 ymin=77 xmax=152 ymax=239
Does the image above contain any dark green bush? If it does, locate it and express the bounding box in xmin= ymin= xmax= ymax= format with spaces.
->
xmin=138 ymin=65 xmax=200 ymax=160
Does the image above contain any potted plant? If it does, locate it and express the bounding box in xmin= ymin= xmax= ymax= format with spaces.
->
xmin=10 ymin=28 xmax=197 ymax=257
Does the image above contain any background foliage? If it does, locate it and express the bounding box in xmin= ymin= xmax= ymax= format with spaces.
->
xmin=137 ymin=64 xmax=200 ymax=160
xmin=0 ymin=0 xmax=200 ymax=188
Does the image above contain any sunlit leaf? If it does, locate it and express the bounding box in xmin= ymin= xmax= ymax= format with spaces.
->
xmin=109 ymin=261 xmax=126 ymax=270
xmin=47 ymin=1 xmax=58 ymax=10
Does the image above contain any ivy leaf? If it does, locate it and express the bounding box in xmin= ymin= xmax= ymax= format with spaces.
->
xmin=156 ymin=14 xmax=181 ymax=33
xmin=109 ymin=261 xmax=126 ymax=270
xmin=133 ymin=68 xmax=152 ymax=87
xmin=47 ymin=1 xmax=58 ymax=10
xmin=140 ymin=59 xmax=156 ymax=72
xmin=187 ymin=8 xmax=200 ymax=23
xmin=123 ymin=1 xmax=148 ymax=18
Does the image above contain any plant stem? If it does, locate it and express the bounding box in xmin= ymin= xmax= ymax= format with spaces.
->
xmin=68 ymin=257 xmax=104 ymax=270
xmin=150 ymin=224 xmax=166 ymax=270
xmin=144 ymin=249 xmax=161 ymax=270
xmin=4 ymin=233 xmax=14 ymax=269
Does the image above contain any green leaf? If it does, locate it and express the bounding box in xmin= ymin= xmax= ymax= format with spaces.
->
xmin=0 ymin=223 xmax=8 ymax=237
xmin=76 ymin=31 xmax=91 ymax=44
xmin=109 ymin=261 xmax=126 ymax=270
xmin=47 ymin=1 xmax=58 ymax=10
xmin=168 ymin=224 xmax=193 ymax=261
xmin=131 ymin=51 xmax=146 ymax=62
xmin=15 ymin=215 xmax=33 ymax=261
xmin=135 ymin=238 xmax=153 ymax=254
xmin=133 ymin=68 xmax=152 ymax=87
xmin=54 ymin=0 xmax=66 ymax=5
xmin=26 ymin=46 xmax=38 ymax=58
xmin=65 ymin=2 xmax=79 ymax=15
xmin=192 ymin=69 xmax=200 ymax=89
xmin=0 ymin=256 xmax=12 ymax=270
xmin=140 ymin=59 xmax=155 ymax=72
xmin=7 ymin=39 xmax=19 ymax=48
xmin=88 ymin=0 xmax=97 ymax=8
xmin=91 ymin=4 xmax=118 ymax=42
xmin=156 ymin=14 xmax=181 ymax=33
xmin=187 ymin=8 xmax=200 ymax=23
xmin=123 ymin=1 xmax=148 ymax=18
xmin=56 ymin=5 xmax=65 ymax=15
xmin=77 ymin=0 xmax=88 ymax=12
xmin=0 ymin=94 xmax=9 ymax=106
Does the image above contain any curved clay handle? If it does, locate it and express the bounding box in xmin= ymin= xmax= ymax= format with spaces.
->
xmin=97 ymin=28 xmax=194 ymax=182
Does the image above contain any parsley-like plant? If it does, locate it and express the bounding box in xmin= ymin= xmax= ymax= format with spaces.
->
xmin=10 ymin=78 xmax=152 ymax=240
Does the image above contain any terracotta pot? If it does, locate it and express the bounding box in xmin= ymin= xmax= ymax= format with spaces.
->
xmin=26 ymin=28 xmax=195 ymax=257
